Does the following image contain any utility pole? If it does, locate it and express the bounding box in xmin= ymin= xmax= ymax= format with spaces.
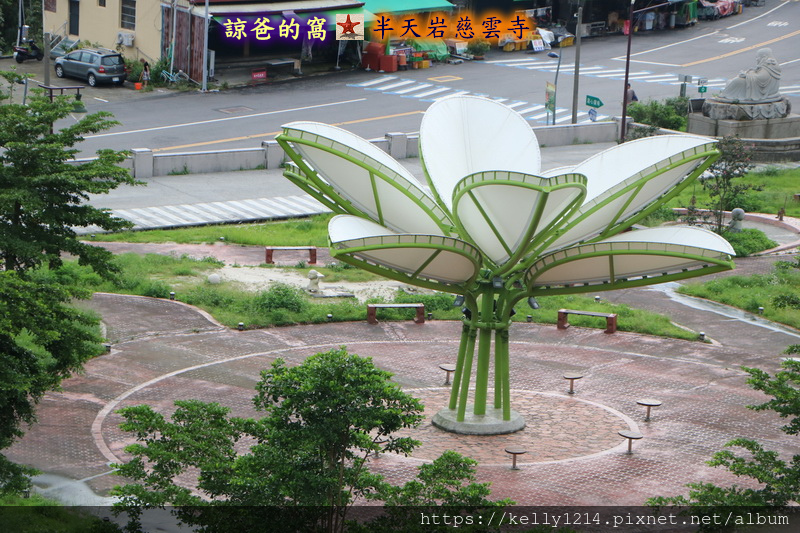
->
xmin=201 ymin=0 xmax=209 ymax=91
xmin=571 ymin=6 xmax=583 ymax=124
xmin=620 ymin=0 xmax=635 ymax=142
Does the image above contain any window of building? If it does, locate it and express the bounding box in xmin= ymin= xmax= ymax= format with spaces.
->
xmin=44 ymin=0 xmax=56 ymax=12
xmin=99 ymin=0 xmax=106 ymax=7
xmin=121 ymin=0 xmax=136 ymax=30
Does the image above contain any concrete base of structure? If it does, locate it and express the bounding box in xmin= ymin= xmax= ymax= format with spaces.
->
xmin=688 ymin=112 xmax=799 ymax=138
xmin=432 ymin=406 xmax=526 ymax=435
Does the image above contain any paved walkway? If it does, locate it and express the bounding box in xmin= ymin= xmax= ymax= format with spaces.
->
xmin=7 ymin=238 xmax=800 ymax=508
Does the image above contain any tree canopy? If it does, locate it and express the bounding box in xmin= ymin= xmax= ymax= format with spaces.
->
xmin=113 ymin=348 xmax=510 ymax=533
xmin=0 ymin=69 xmax=138 ymax=275
xmin=0 ymin=272 xmax=103 ymax=494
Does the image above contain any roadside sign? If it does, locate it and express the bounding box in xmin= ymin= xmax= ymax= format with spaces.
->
xmin=698 ymin=86 xmax=708 ymax=93
xmin=697 ymin=77 xmax=708 ymax=86
xmin=545 ymin=82 xmax=556 ymax=112
xmin=588 ymin=108 xmax=598 ymax=122
xmin=677 ymin=74 xmax=693 ymax=83
xmin=586 ymin=95 xmax=603 ymax=108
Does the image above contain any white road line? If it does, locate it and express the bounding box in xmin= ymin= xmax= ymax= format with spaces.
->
xmin=518 ymin=105 xmax=545 ymax=114
xmin=126 ymin=207 xmax=180 ymax=226
xmin=85 ymin=98 xmax=367 ymax=139
xmin=505 ymin=102 xmax=529 ymax=108
xmin=528 ymin=112 xmax=550 ymax=120
xmin=726 ymin=0 xmax=791 ymax=30
xmin=226 ymin=201 xmax=268 ymax=218
xmin=485 ymin=58 xmax=543 ymax=64
xmin=431 ymin=90 xmax=471 ymax=101
xmin=354 ymin=76 xmax=398 ymax=87
xmin=392 ymin=83 xmax=432 ymax=94
xmin=627 ymin=74 xmax=674 ymax=80
xmin=410 ymin=87 xmax=450 ymax=98
xmin=593 ymin=70 xmax=632 ymax=77
xmin=781 ymin=58 xmax=800 ymax=66
xmin=523 ymin=62 xmax=561 ymax=70
xmin=239 ymin=199 xmax=290 ymax=217
xmin=370 ymin=80 xmax=415 ymax=91
xmin=158 ymin=205 xmax=206 ymax=224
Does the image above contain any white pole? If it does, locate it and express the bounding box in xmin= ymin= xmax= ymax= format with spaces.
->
xmin=169 ymin=0 xmax=177 ymax=74
xmin=201 ymin=0 xmax=209 ymax=91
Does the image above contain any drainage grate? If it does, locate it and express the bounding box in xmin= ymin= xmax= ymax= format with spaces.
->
xmin=217 ymin=106 xmax=254 ymax=114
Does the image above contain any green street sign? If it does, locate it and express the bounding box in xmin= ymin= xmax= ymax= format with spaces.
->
xmin=586 ymin=95 xmax=604 ymax=108
xmin=698 ymin=86 xmax=708 ymax=93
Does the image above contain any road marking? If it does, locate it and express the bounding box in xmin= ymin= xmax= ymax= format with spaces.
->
xmin=781 ymin=58 xmax=800 ymax=66
xmin=718 ymin=37 xmax=745 ymax=43
xmin=627 ymin=73 xmax=675 ymax=80
xmin=94 ymin=97 xmax=108 ymax=102
xmin=681 ymin=29 xmax=800 ymax=67
xmin=85 ymin=98 xmax=367 ymax=139
xmin=613 ymin=32 xmax=717 ymax=62
xmin=725 ymin=0 xmax=791 ymax=30
xmin=517 ymin=105 xmax=544 ymax=114
xmin=431 ymin=90 xmax=470 ymax=101
xmin=369 ymin=80 xmax=415 ymax=91
xmin=391 ymin=83 xmax=432 ymax=94
xmin=151 ymin=110 xmax=424 ymax=152
xmin=410 ymin=87 xmax=451 ymax=98
xmin=354 ymin=76 xmax=398 ymax=87
xmin=767 ymin=21 xmax=789 ymax=26
xmin=428 ymin=75 xmax=462 ymax=82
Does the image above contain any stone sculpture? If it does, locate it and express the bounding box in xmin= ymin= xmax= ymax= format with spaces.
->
xmin=719 ymin=48 xmax=781 ymax=103
xmin=703 ymin=48 xmax=791 ymax=120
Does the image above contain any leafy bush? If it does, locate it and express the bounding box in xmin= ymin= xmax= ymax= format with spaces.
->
xmin=139 ymin=280 xmax=172 ymax=299
xmin=772 ymin=294 xmax=800 ymax=310
xmin=628 ymin=97 xmax=688 ymax=131
xmin=253 ymin=283 xmax=308 ymax=313
xmin=723 ymin=228 xmax=777 ymax=257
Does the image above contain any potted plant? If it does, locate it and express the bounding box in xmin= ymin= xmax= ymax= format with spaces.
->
xmin=466 ymin=40 xmax=490 ymax=60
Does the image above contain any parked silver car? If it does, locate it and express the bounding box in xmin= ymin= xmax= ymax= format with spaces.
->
xmin=54 ymin=48 xmax=127 ymax=87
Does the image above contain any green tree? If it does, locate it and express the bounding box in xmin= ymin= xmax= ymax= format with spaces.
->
xmin=0 ymin=69 xmax=138 ymax=275
xmin=0 ymin=272 xmax=104 ymax=495
xmin=700 ymin=135 xmax=758 ymax=233
xmin=112 ymin=348 xmax=426 ymax=533
xmin=648 ymin=359 xmax=800 ymax=526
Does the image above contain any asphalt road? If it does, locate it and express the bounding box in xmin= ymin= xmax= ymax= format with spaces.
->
xmin=2 ymin=2 xmax=798 ymax=160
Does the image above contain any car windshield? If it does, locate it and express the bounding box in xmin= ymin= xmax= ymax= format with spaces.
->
xmin=101 ymin=55 xmax=123 ymax=66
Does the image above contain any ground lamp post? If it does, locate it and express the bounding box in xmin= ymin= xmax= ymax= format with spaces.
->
xmin=547 ymin=51 xmax=562 ymax=125
xmin=620 ymin=0 xmax=636 ymax=142
xmin=276 ymin=95 xmax=734 ymax=435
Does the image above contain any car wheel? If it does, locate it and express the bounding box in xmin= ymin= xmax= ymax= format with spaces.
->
xmin=88 ymin=73 xmax=97 ymax=87
xmin=55 ymin=65 xmax=64 ymax=78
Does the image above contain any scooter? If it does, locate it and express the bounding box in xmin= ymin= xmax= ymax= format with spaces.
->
xmin=13 ymin=40 xmax=43 ymax=63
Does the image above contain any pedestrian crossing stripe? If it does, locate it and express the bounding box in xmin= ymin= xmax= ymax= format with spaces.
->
xmin=80 ymin=195 xmax=332 ymax=233
xmin=346 ymin=76 xmax=609 ymax=125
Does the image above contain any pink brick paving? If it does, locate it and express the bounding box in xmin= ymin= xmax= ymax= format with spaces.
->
xmin=7 ymin=282 xmax=799 ymax=505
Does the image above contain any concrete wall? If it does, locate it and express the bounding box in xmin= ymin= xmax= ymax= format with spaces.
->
xmin=121 ymin=121 xmax=622 ymax=178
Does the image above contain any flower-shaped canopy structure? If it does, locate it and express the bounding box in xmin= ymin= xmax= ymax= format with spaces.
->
xmin=276 ymin=95 xmax=734 ymax=435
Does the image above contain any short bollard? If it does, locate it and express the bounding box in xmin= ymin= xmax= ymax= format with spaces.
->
xmin=439 ymin=363 xmax=456 ymax=385
xmin=636 ymin=399 xmax=662 ymax=421
xmin=169 ymin=291 xmax=175 ymax=300
xmin=238 ymin=322 xmax=245 ymax=331
xmin=618 ymin=430 xmax=643 ymax=454
xmin=563 ymin=372 xmax=584 ymax=394
xmin=505 ymin=446 xmax=527 ymax=470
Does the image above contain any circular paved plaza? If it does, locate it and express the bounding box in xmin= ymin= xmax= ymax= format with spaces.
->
xmin=8 ymin=291 xmax=797 ymax=506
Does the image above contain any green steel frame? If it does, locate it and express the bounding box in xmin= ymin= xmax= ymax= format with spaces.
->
xmin=277 ymin=126 xmax=733 ymax=431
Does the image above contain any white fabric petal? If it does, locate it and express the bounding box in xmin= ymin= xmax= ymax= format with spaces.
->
xmin=329 ymin=215 xmax=482 ymax=287
xmin=419 ymin=95 xmax=541 ymax=211
xmin=279 ymin=122 xmax=450 ymax=235
xmin=526 ymin=226 xmax=734 ymax=291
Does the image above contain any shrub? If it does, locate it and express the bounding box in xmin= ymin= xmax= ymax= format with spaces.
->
xmin=772 ymin=294 xmax=800 ymax=310
xmin=628 ymin=98 xmax=687 ymax=131
xmin=723 ymin=228 xmax=777 ymax=257
xmin=139 ymin=280 xmax=172 ymax=299
xmin=253 ymin=283 xmax=307 ymax=313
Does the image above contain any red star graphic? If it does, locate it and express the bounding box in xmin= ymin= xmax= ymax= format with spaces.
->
xmin=337 ymin=14 xmax=361 ymax=35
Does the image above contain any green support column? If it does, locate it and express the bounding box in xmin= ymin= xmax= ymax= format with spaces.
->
xmin=473 ymin=290 xmax=495 ymax=416
xmin=456 ymin=326 xmax=478 ymax=422
xmin=497 ymin=328 xmax=511 ymax=420
xmin=449 ymin=322 xmax=471 ymax=410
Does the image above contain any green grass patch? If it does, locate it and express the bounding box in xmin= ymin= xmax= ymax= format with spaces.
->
xmin=678 ymin=260 xmax=800 ymax=330
xmin=96 ymin=215 xmax=332 ymax=247
xmin=0 ymin=493 xmax=119 ymax=532
xmin=669 ymin=167 xmax=800 ymax=217
xmin=44 ymin=254 xmax=700 ymax=340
